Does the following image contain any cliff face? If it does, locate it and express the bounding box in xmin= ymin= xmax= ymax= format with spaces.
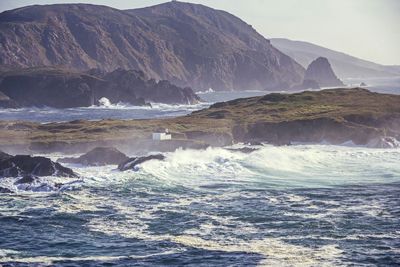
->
xmin=0 ymin=3 xmax=304 ymax=91
xmin=0 ymin=67 xmax=200 ymax=108
xmin=91 ymin=68 xmax=201 ymax=105
xmin=191 ymin=88 xmax=400 ymax=145
xmin=304 ymin=57 xmax=344 ymax=87
xmin=0 ymin=68 xmax=98 ymax=108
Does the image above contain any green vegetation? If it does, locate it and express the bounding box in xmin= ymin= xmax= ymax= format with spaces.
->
xmin=1 ymin=88 xmax=399 ymax=151
xmin=191 ymin=88 xmax=400 ymax=123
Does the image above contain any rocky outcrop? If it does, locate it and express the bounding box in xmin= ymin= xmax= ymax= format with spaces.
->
xmin=0 ymin=68 xmax=98 ymax=108
xmin=0 ymin=154 xmax=77 ymax=178
xmin=304 ymin=57 xmax=344 ymax=87
xmin=0 ymin=187 xmax=12 ymax=193
xmin=118 ymin=154 xmax=165 ymax=171
xmin=14 ymin=175 xmax=35 ymax=185
xmin=225 ymin=147 xmax=259 ymax=154
xmin=59 ymin=147 xmax=129 ymax=166
xmin=192 ymin=88 xmax=400 ymax=146
xmin=92 ymin=69 xmax=201 ymax=105
xmin=367 ymin=137 xmax=400 ymax=148
xmin=1 ymin=89 xmax=399 ymax=151
xmin=0 ymin=67 xmax=200 ymax=108
xmin=234 ymin=118 xmax=382 ymax=146
xmin=0 ymin=2 xmax=304 ymax=91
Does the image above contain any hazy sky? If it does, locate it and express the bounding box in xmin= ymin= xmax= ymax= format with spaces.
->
xmin=0 ymin=0 xmax=399 ymax=65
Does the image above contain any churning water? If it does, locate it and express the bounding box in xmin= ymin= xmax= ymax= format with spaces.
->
xmin=1 ymin=76 xmax=399 ymax=124
xmin=0 ymin=144 xmax=399 ymax=266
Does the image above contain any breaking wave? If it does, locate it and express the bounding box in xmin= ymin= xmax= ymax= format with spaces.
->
xmin=1 ymin=144 xmax=399 ymax=266
xmin=0 ymin=101 xmax=210 ymax=123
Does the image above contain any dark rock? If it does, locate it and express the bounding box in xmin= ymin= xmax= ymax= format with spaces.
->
xmin=0 ymin=187 xmax=12 ymax=193
xmin=0 ymin=68 xmax=97 ymax=108
xmin=226 ymin=147 xmax=259 ymax=154
xmin=0 ymin=150 xmax=12 ymax=161
xmin=118 ymin=154 xmax=165 ymax=171
xmin=0 ymin=67 xmax=200 ymax=107
xmin=184 ymin=131 xmax=233 ymax=147
xmin=360 ymin=82 xmax=367 ymax=87
xmin=0 ymin=2 xmax=304 ymax=91
xmin=14 ymin=175 xmax=36 ymax=185
xmin=367 ymin=136 xmax=400 ymax=148
xmin=96 ymin=69 xmax=201 ymax=105
xmin=0 ymin=91 xmax=19 ymax=108
xmin=304 ymin=57 xmax=344 ymax=87
xmin=0 ymin=155 xmax=77 ymax=178
xmin=247 ymin=141 xmax=263 ymax=146
xmin=58 ymin=147 xmax=129 ymax=166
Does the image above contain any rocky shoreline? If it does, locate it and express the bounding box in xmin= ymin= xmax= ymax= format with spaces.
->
xmin=0 ymin=67 xmax=201 ymax=108
xmin=2 ymin=87 xmax=400 ymax=193
xmin=0 ymin=88 xmax=399 ymax=155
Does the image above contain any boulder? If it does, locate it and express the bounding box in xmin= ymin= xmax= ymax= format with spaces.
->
xmin=58 ymin=147 xmax=129 ymax=166
xmin=0 ymin=155 xmax=77 ymax=178
xmin=14 ymin=175 xmax=36 ymax=185
xmin=225 ymin=147 xmax=259 ymax=154
xmin=0 ymin=187 xmax=12 ymax=193
xmin=118 ymin=154 xmax=165 ymax=171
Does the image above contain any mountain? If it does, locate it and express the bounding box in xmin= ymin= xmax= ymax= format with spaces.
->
xmin=0 ymin=2 xmax=304 ymax=91
xmin=0 ymin=67 xmax=200 ymax=108
xmin=304 ymin=57 xmax=344 ymax=87
xmin=271 ymin=38 xmax=400 ymax=79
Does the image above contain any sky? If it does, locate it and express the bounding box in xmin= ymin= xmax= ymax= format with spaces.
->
xmin=0 ymin=0 xmax=399 ymax=65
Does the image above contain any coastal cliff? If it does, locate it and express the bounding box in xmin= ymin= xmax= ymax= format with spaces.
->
xmin=0 ymin=67 xmax=200 ymax=108
xmin=0 ymin=88 xmax=399 ymax=154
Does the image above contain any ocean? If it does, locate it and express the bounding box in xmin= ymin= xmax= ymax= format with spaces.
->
xmin=0 ymin=145 xmax=399 ymax=266
xmin=0 ymin=77 xmax=399 ymax=124
xmin=0 ymin=77 xmax=399 ymax=266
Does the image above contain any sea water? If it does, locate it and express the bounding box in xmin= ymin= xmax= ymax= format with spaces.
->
xmin=0 ymin=78 xmax=399 ymax=266
xmin=0 ymin=144 xmax=399 ymax=266
xmin=0 ymin=76 xmax=399 ymax=123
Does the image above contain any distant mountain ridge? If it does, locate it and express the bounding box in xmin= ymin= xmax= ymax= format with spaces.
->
xmin=0 ymin=2 xmax=304 ymax=91
xmin=271 ymin=38 xmax=400 ymax=79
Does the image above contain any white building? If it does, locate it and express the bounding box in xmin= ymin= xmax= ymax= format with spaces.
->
xmin=152 ymin=129 xmax=172 ymax=141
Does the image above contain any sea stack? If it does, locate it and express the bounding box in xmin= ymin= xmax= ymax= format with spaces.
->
xmin=304 ymin=57 xmax=344 ymax=87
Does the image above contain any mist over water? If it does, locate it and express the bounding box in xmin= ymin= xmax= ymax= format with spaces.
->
xmin=0 ymin=145 xmax=399 ymax=266
xmin=1 ymin=77 xmax=399 ymax=123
